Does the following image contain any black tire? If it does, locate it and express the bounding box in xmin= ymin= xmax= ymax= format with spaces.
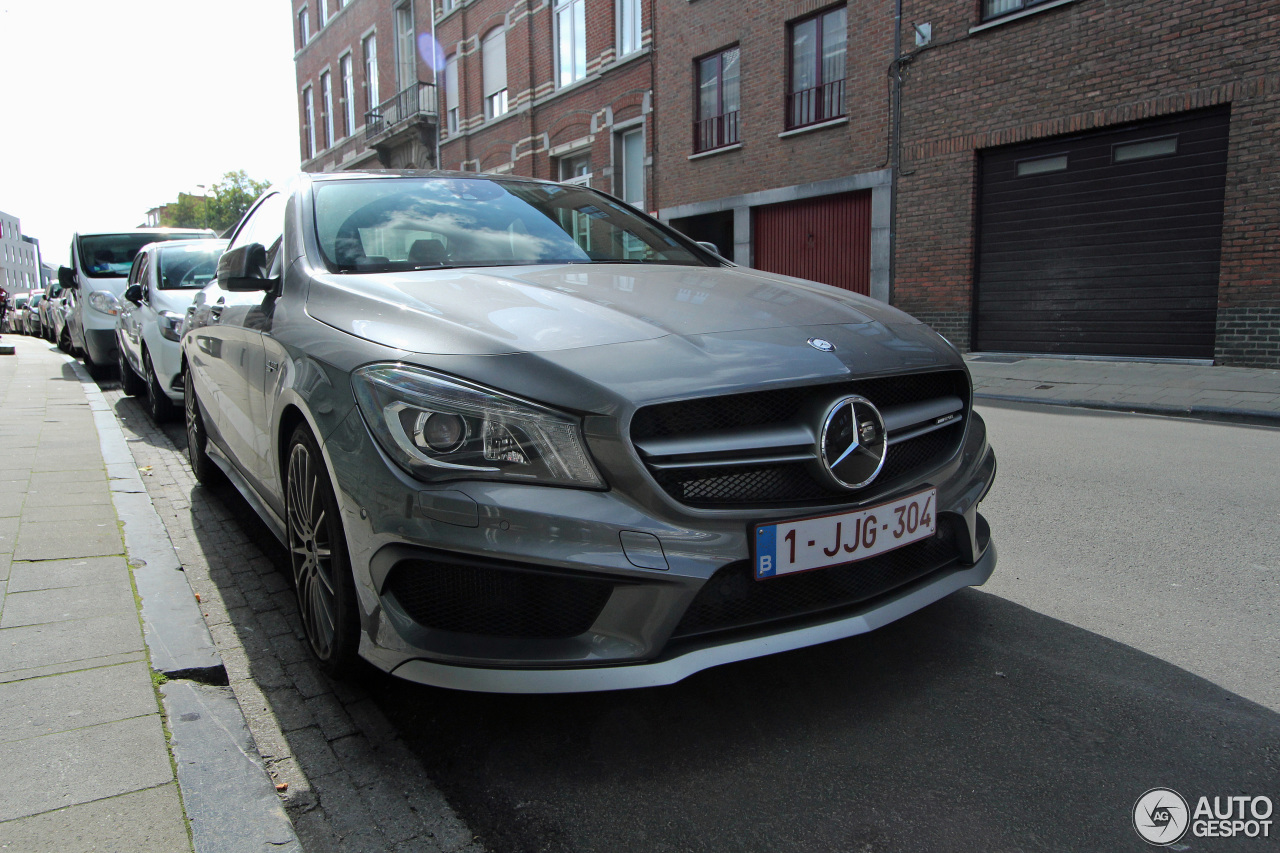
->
xmin=58 ymin=327 xmax=71 ymax=353
xmin=118 ymin=346 xmax=145 ymax=397
xmin=144 ymin=350 xmax=175 ymax=423
xmin=285 ymin=426 xmax=361 ymax=677
xmin=184 ymin=371 xmax=223 ymax=486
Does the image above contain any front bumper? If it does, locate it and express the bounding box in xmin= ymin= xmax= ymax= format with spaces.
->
xmin=84 ymin=327 xmax=118 ymax=365
xmin=326 ymin=401 xmax=998 ymax=692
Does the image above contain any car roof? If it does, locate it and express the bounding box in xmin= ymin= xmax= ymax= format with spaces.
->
xmin=304 ymin=169 xmax=558 ymax=188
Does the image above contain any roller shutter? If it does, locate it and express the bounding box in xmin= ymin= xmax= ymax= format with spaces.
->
xmin=974 ymin=108 xmax=1229 ymax=358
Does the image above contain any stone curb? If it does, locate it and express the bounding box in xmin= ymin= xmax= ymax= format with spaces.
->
xmin=65 ymin=354 xmax=302 ymax=853
xmin=974 ymin=391 xmax=1280 ymax=428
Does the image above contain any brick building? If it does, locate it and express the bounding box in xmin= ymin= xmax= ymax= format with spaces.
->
xmin=892 ymin=0 xmax=1280 ymax=366
xmin=291 ymin=0 xmax=1280 ymax=367
xmin=652 ymin=0 xmax=896 ymax=301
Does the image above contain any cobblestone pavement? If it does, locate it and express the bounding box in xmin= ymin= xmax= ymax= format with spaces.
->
xmin=98 ymin=380 xmax=482 ymax=853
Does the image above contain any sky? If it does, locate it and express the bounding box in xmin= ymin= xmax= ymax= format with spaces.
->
xmin=0 ymin=0 xmax=302 ymax=268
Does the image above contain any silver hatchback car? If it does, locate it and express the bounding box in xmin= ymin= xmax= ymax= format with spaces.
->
xmin=182 ymin=171 xmax=997 ymax=693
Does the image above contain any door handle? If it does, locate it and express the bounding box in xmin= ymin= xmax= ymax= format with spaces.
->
xmin=266 ymin=360 xmax=280 ymax=372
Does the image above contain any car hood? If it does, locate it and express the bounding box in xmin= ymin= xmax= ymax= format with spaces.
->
xmin=306 ymin=263 xmax=923 ymax=356
xmin=149 ymin=289 xmax=202 ymax=315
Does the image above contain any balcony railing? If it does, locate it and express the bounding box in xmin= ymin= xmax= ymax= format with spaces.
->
xmin=693 ymin=110 xmax=740 ymax=154
xmin=787 ymin=79 xmax=845 ymax=130
xmin=365 ymin=81 xmax=438 ymax=142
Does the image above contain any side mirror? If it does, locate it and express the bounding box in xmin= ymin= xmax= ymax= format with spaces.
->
xmin=696 ymin=241 xmax=722 ymax=257
xmin=58 ymin=266 xmax=78 ymax=289
xmin=218 ymin=243 xmax=271 ymax=292
xmin=124 ymin=284 xmax=143 ymax=305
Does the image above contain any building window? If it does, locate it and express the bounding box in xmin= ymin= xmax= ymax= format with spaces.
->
xmin=982 ymin=0 xmax=1056 ymax=20
xmin=321 ymin=70 xmax=334 ymax=149
xmin=396 ymin=2 xmax=416 ymax=91
xmin=442 ymin=0 xmax=456 ymax=12
xmin=363 ymin=34 xmax=379 ymax=113
xmin=555 ymin=0 xmax=586 ymax=87
xmin=557 ymin=151 xmax=591 ymax=185
xmin=694 ymin=46 xmax=740 ymax=153
xmin=482 ymin=28 xmax=508 ymax=119
xmin=317 ymin=0 xmax=328 ymax=28
xmin=340 ymin=53 xmax=356 ymax=136
xmin=787 ymin=6 xmax=846 ymax=130
xmin=616 ymin=128 xmax=644 ymax=208
xmin=445 ymin=54 xmax=460 ymax=133
xmin=297 ymin=6 xmax=310 ymax=46
xmin=618 ymin=0 xmax=642 ymax=57
xmin=303 ymin=86 xmax=316 ymax=158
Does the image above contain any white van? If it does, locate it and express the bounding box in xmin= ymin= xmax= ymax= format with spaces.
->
xmin=60 ymin=228 xmax=214 ymax=377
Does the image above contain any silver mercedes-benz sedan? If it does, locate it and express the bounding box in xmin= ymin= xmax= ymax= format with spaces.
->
xmin=182 ymin=171 xmax=997 ymax=693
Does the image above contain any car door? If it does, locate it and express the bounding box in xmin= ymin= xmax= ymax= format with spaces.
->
xmin=119 ymin=253 xmax=146 ymax=374
xmin=188 ymin=193 xmax=285 ymax=497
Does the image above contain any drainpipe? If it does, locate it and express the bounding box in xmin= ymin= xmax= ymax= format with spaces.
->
xmin=887 ymin=0 xmax=904 ymax=306
xmin=429 ymin=0 xmax=442 ymax=169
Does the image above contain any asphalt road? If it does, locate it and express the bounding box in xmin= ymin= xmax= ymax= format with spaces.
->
xmin=156 ymin=398 xmax=1280 ymax=852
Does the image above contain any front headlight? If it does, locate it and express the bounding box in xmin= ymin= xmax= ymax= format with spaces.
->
xmin=88 ymin=290 xmax=121 ymax=316
xmin=158 ymin=311 xmax=184 ymax=342
xmin=351 ymin=365 xmax=604 ymax=489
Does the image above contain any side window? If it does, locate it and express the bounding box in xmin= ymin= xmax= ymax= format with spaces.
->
xmin=127 ymin=253 xmax=146 ymax=286
xmin=228 ymin=193 xmax=287 ymax=269
xmin=138 ymin=255 xmax=152 ymax=301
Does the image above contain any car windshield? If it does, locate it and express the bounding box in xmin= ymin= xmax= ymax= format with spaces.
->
xmin=29 ymin=294 xmax=42 ymax=307
xmin=79 ymin=232 xmax=212 ymax=279
xmin=157 ymin=243 xmax=226 ymax=289
xmin=313 ymin=177 xmax=712 ymax=273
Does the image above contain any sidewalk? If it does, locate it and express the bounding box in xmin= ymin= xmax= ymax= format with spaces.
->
xmin=967 ymin=352 xmax=1280 ymax=425
xmin=0 ymin=333 xmax=298 ymax=853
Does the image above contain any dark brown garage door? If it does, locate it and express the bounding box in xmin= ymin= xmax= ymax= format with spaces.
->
xmin=974 ymin=108 xmax=1230 ymax=358
xmin=754 ymin=191 xmax=871 ymax=295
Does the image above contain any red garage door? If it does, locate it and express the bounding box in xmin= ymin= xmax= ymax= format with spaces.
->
xmin=753 ymin=191 xmax=871 ymax=295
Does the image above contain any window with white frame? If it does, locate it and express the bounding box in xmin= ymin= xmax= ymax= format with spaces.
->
xmin=340 ymin=53 xmax=355 ymax=136
xmin=363 ymin=34 xmax=379 ymax=113
xmin=303 ymin=86 xmax=316 ymax=158
xmin=317 ymin=0 xmax=328 ymax=28
xmin=445 ymin=54 xmax=460 ymax=133
xmin=616 ymin=128 xmax=644 ymax=207
xmin=297 ymin=6 xmax=309 ymax=46
xmin=395 ymin=3 xmax=416 ymax=91
xmin=320 ymin=70 xmax=334 ymax=148
xmin=557 ymin=151 xmax=591 ymax=185
xmin=555 ymin=0 xmax=586 ymax=87
xmin=618 ymin=0 xmax=642 ymax=56
xmin=482 ymin=28 xmax=508 ymax=119
xmin=442 ymin=0 xmax=457 ymax=12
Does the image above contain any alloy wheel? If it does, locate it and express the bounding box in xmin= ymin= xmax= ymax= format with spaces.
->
xmin=287 ymin=441 xmax=338 ymax=660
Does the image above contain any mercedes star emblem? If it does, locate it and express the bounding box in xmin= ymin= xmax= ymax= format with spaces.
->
xmin=807 ymin=338 xmax=835 ymax=352
xmin=819 ymin=395 xmax=887 ymax=489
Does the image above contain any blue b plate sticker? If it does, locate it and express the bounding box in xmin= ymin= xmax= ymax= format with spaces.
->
xmin=753 ymin=488 xmax=936 ymax=580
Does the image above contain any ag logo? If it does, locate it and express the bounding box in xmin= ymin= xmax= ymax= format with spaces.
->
xmin=1133 ymin=788 xmax=1190 ymax=845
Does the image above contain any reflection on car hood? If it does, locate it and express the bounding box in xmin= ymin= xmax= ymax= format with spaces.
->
xmin=149 ymin=289 xmax=203 ymax=315
xmin=305 ymin=263 xmax=922 ymax=355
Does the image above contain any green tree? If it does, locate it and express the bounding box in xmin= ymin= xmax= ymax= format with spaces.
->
xmin=204 ymin=170 xmax=272 ymax=234
xmin=165 ymin=193 xmax=210 ymax=229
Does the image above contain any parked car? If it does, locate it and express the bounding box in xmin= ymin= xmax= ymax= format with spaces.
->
xmin=39 ymin=280 xmax=66 ymax=343
xmin=7 ymin=292 xmax=32 ymax=334
xmin=21 ymin=292 xmax=43 ymax=336
xmin=183 ymin=172 xmax=998 ymax=692
xmin=59 ymin=227 xmax=215 ymax=377
xmin=117 ymin=239 xmax=227 ymax=422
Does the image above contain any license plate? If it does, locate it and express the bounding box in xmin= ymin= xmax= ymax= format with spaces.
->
xmin=754 ymin=488 xmax=937 ymax=580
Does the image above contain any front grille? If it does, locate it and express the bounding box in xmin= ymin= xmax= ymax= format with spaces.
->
xmin=383 ymin=558 xmax=613 ymax=639
xmin=671 ymin=516 xmax=964 ymax=641
xmin=632 ymin=371 xmax=969 ymax=508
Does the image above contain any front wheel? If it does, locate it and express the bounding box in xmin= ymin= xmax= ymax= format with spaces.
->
xmin=286 ymin=426 xmax=361 ymax=678
xmin=118 ymin=346 xmax=145 ymax=397
xmin=144 ymin=351 xmax=175 ymax=423
xmin=184 ymin=371 xmax=222 ymax=486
